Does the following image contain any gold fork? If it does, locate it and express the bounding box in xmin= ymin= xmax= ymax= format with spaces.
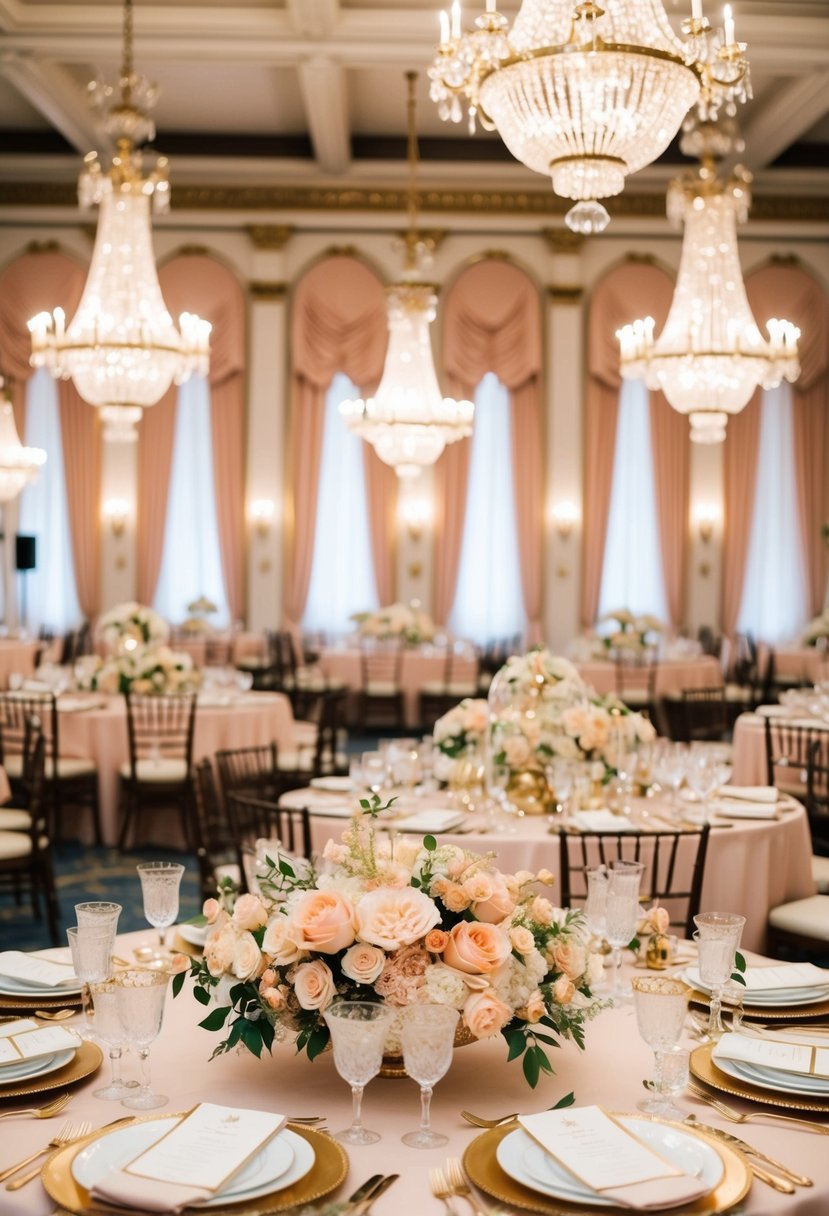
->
xmin=460 ymin=1109 xmax=518 ymax=1129
xmin=688 ymin=1083 xmax=829 ymax=1135
xmin=430 ymin=1166 xmax=461 ymax=1216
xmin=445 ymin=1157 xmax=492 ymax=1216
xmin=0 ymin=1092 xmax=71 ymax=1121
xmin=0 ymin=1119 xmax=88 ymax=1185
xmin=6 ymin=1119 xmax=92 ymax=1190
xmin=33 ymin=1008 xmax=76 ymax=1021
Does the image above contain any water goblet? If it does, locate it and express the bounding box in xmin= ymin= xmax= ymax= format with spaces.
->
xmin=693 ymin=912 xmax=746 ymax=1040
xmin=75 ymin=901 xmax=121 ymax=933
xmin=361 ymin=751 xmax=388 ymax=796
xmin=605 ymin=860 xmax=644 ymax=1003
xmin=632 ymin=976 xmax=690 ymax=1118
xmin=137 ymin=862 xmax=185 ymax=954
xmin=113 ymin=968 xmax=169 ymax=1109
xmin=323 ymin=1000 xmax=392 ymax=1145
xmin=584 ymin=866 xmax=609 ymax=971
xmin=67 ymin=923 xmax=115 ymax=1037
xmin=685 ymin=750 xmax=719 ymax=823
xmin=89 ymin=980 xmax=131 ymax=1100
xmin=400 ymin=1004 xmax=459 ymax=1148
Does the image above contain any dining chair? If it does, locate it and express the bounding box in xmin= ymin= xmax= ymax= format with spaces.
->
xmin=226 ymin=791 xmax=312 ymax=892
xmin=613 ymin=651 xmax=659 ymax=716
xmin=763 ymin=717 xmax=821 ymax=797
xmin=418 ymin=640 xmax=480 ymax=732
xmin=118 ymin=691 xmax=198 ymax=849
xmin=358 ymin=637 xmax=405 ymax=730
xmin=680 ymin=686 xmax=731 ymax=745
xmin=215 ymin=742 xmax=282 ymax=807
xmin=276 ymin=689 xmax=350 ymax=785
xmin=0 ymin=690 xmax=102 ymax=846
xmin=0 ymin=715 xmax=60 ymax=944
xmin=558 ymin=826 xmax=711 ymax=939
xmin=806 ymin=736 xmax=829 ymax=856
xmin=192 ymin=758 xmax=240 ymax=898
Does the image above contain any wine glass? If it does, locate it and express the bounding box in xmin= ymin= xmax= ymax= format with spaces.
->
xmin=89 ymin=980 xmax=131 ymax=1100
xmin=137 ymin=862 xmax=185 ymax=953
xmin=361 ymin=752 xmax=388 ymax=795
xmin=653 ymin=743 xmax=687 ymax=820
xmin=583 ymin=866 xmax=609 ymax=978
xmin=693 ymin=912 xmax=746 ymax=1041
xmin=113 ymin=968 xmax=169 ymax=1110
xmin=632 ymin=976 xmax=690 ymax=1118
xmin=685 ymin=750 xmax=719 ymax=822
xmin=605 ymin=860 xmax=644 ymax=1004
xmin=400 ymin=1004 xmax=459 ymax=1148
xmin=66 ymin=923 xmax=115 ymax=1038
xmin=323 ymin=1000 xmax=392 ymax=1145
xmin=75 ymin=902 xmax=121 ymax=933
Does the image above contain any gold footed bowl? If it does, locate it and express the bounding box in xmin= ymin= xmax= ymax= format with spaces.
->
xmin=379 ymin=1022 xmax=477 ymax=1077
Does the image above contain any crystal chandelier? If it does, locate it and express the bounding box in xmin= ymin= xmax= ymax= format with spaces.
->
xmin=617 ymin=125 xmax=800 ymax=444
xmin=429 ymin=0 xmax=751 ymax=234
xmin=339 ymin=73 xmax=474 ymax=479
xmin=0 ymin=377 xmax=47 ymax=504
xmin=27 ymin=0 xmax=210 ymax=442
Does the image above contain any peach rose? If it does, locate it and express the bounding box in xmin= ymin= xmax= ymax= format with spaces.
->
xmin=524 ymin=990 xmax=546 ymax=1023
xmin=356 ymin=887 xmax=441 ymax=950
xmin=552 ymin=974 xmax=576 ymax=1005
xmin=262 ymin=915 xmax=303 ymax=965
xmin=260 ymin=986 xmax=287 ymax=1012
xmin=442 ymin=884 xmax=472 ymax=914
xmin=462 ymin=873 xmax=494 ymax=902
xmin=425 ymin=928 xmax=449 ymax=954
xmin=232 ymin=893 xmax=268 ymax=932
xmin=509 ymin=926 xmax=535 ymax=955
xmin=204 ymin=925 xmax=235 ymax=978
xmin=341 ymin=943 xmax=386 ymax=985
xmin=552 ymin=942 xmax=587 ymax=980
xmin=463 ymin=989 xmax=512 ymax=1039
xmin=260 ymin=967 xmax=276 ymax=988
xmin=232 ymin=931 xmax=264 ymax=982
xmin=202 ymin=898 xmax=220 ymax=923
xmin=293 ymin=960 xmax=336 ymax=1011
xmin=647 ymin=906 xmax=670 ymax=934
xmin=536 ymin=869 xmax=555 ymax=887
xmin=473 ymin=878 xmax=516 ymax=924
xmin=443 ymin=921 xmax=511 ymax=975
xmin=530 ymin=896 xmax=554 ymax=925
xmin=291 ymin=889 xmax=357 ymax=954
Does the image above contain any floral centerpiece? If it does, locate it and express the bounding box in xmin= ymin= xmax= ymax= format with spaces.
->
xmin=95 ymin=601 xmax=170 ymax=654
xmin=352 ymin=601 xmax=435 ymax=645
xmin=176 ymin=804 xmax=605 ymax=1088
xmin=803 ymin=610 xmax=829 ymax=647
xmin=75 ymin=644 xmax=201 ymax=696
xmin=597 ymin=609 xmax=663 ymax=656
xmin=433 ymin=697 xmax=489 ymax=784
xmin=182 ymin=596 xmax=219 ymax=635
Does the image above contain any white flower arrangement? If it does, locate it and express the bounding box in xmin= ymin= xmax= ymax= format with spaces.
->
xmin=433 ymin=697 xmax=489 ymax=782
xmin=75 ymin=644 xmax=201 ymax=696
xmin=803 ymin=610 xmax=829 ymax=647
xmin=597 ymin=610 xmax=663 ymax=655
xmin=352 ymin=601 xmax=435 ymax=645
xmin=95 ymin=601 xmax=170 ymax=652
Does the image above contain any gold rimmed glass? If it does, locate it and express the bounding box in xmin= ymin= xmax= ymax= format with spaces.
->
xmin=632 ymin=975 xmax=690 ymax=1118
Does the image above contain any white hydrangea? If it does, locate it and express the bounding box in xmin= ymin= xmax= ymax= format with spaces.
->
xmin=422 ymin=963 xmax=468 ymax=1009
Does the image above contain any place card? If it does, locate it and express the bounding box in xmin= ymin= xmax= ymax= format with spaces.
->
xmin=125 ymin=1103 xmax=288 ymax=1193
xmin=715 ymin=1032 xmax=829 ymax=1079
xmin=0 ymin=950 xmax=78 ymax=988
xmin=0 ymin=1023 xmax=80 ymax=1066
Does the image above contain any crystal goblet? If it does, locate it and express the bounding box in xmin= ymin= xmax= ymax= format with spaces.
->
xmin=632 ymin=975 xmax=690 ymax=1118
xmin=323 ymin=1000 xmax=392 ymax=1145
xmin=75 ymin=902 xmax=122 ymax=933
xmin=400 ymin=1004 xmax=459 ymax=1148
xmin=66 ymin=923 xmax=115 ymax=1038
xmin=605 ymin=860 xmax=644 ymax=1003
xmin=113 ymin=968 xmax=169 ymax=1110
xmin=89 ymin=980 xmax=130 ymax=1100
xmin=137 ymin=861 xmax=185 ymax=953
xmin=693 ymin=911 xmax=746 ymax=1041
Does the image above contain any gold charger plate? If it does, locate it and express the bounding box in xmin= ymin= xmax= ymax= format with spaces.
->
xmin=691 ymin=1041 xmax=829 ymax=1114
xmin=0 ymin=1040 xmax=102 ymax=1101
xmin=688 ymin=988 xmax=829 ymax=1021
xmin=463 ymin=1116 xmax=751 ymax=1215
xmin=42 ymin=1114 xmax=348 ymax=1215
xmin=0 ymin=990 xmax=83 ymax=1013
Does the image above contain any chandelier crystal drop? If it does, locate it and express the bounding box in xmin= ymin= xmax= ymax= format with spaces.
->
xmin=27 ymin=0 xmax=210 ymax=441
xmin=0 ymin=378 xmax=47 ymax=504
xmin=429 ymin=0 xmax=751 ymax=234
xmin=617 ymin=143 xmax=800 ymax=444
xmin=339 ymin=73 xmax=473 ymax=479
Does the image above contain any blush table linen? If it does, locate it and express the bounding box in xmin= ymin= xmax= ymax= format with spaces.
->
xmin=574 ymin=655 xmax=723 ymax=697
xmin=731 ymin=709 xmax=829 ymax=786
xmin=2 ymin=928 xmax=827 ymax=1216
xmin=319 ymin=646 xmax=479 ymax=728
xmin=0 ymin=640 xmax=41 ymax=690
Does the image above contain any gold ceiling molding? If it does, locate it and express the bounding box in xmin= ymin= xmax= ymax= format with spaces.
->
xmin=248 ymin=280 xmax=288 ymax=301
xmin=546 ymin=284 xmax=583 ymax=304
xmin=246 ymin=224 xmax=294 ymax=250
xmin=0 ymin=181 xmax=827 ymax=222
xmin=393 ymin=227 xmax=448 ymax=254
xmin=542 ymin=228 xmax=586 ymax=254
xmin=25 ymin=239 xmax=59 ymax=254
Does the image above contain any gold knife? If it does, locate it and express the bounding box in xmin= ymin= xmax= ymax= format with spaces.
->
xmin=686 ymin=1119 xmax=812 ymax=1187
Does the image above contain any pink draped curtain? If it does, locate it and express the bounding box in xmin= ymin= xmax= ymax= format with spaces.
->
xmin=745 ymin=264 xmax=829 ymax=617
xmin=722 ymin=399 xmax=762 ymax=635
xmin=137 ymin=255 xmax=247 ymax=618
xmin=286 ymin=256 xmax=392 ymax=627
xmin=436 ymin=260 xmax=543 ymax=641
xmin=0 ymin=249 xmax=102 ymax=618
xmin=583 ymin=262 xmax=683 ymax=628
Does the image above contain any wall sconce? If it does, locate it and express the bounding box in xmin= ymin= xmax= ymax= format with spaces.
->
xmin=103 ymin=498 xmax=129 ymax=538
xmin=402 ymin=498 xmax=431 ymax=543
xmin=250 ymin=499 xmax=275 ymax=538
xmin=551 ymin=500 xmax=579 ymax=541
xmin=693 ymin=504 xmax=719 ymax=544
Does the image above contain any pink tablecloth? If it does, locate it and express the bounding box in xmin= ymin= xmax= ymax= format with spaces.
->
xmin=765 ymin=645 xmax=829 ymax=684
xmin=732 ymin=709 xmax=829 ymax=786
xmin=0 ymin=639 xmax=41 ymax=690
xmin=576 ymin=655 xmax=723 ymax=697
xmin=57 ymin=692 xmax=299 ymax=845
xmin=2 ymin=928 xmax=826 ymax=1216
xmin=281 ymin=788 xmax=814 ymax=953
xmin=319 ymin=646 xmax=479 ymax=728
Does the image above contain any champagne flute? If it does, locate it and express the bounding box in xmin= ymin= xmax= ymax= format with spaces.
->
xmin=632 ymin=976 xmax=690 ymax=1118
xmin=323 ymin=1000 xmax=392 ymax=1145
xmin=605 ymin=860 xmax=644 ymax=1003
xmin=89 ymin=980 xmax=130 ymax=1100
xmin=400 ymin=1004 xmax=459 ymax=1148
xmin=66 ymin=924 xmax=115 ymax=1038
xmin=113 ymin=968 xmax=169 ymax=1110
xmin=136 ymin=862 xmax=185 ymax=953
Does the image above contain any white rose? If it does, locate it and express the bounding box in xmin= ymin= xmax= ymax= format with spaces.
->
xmin=341 ymin=943 xmax=386 ymax=985
xmin=356 ymin=887 xmax=441 ymax=951
xmin=232 ymin=931 xmax=263 ymax=981
xmin=262 ymin=915 xmax=303 ymax=965
xmin=293 ymin=960 xmax=336 ymax=1011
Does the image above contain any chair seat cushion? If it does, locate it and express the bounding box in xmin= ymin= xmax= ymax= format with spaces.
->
xmin=0 ymin=808 xmax=32 ymax=830
xmin=768 ymin=894 xmax=829 ymax=939
xmin=277 ymin=751 xmax=314 ymax=772
xmin=3 ymin=754 xmax=96 ymax=781
xmin=811 ymin=855 xmax=829 ymax=894
xmin=0 ymin=831 xmax=33 ymax=859
xmin=420 ymin=681 xmax=479 ymax=698
xmin=364 ymin=682 xmax=400 ymax=696
xmin=618 ymin=690 xmax=652 ymax=706
xmin=724 ymin=684 xmax=753 ymax=703
xmin=293 ymin=723 xmax=318 ymax=747
xmin=119 ymin=758 xmax=189 ymax=783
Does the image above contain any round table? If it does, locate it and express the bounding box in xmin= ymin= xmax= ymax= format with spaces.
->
xmin=0 ymin=639 xmax=41 ymax=690
xmin=319 ymin=645 xmax=479 ymax=728
xmin=574 ymin=655 xmax=723 ymax=697
xmin=2 ymin=928 xmax=826 ymax=1216
xmin=732 ymin=708 xmax=829 ymax=786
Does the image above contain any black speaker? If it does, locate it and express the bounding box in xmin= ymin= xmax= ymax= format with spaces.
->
xmin=15 ymin=535 xmax=36 ymax=572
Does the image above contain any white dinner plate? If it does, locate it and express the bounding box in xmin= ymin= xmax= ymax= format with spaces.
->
xmin=496 ymin=1120 xmax=723 ymax=1209
xmin=716 ymin=1055 xmax=829 ymax=1098
xmin=0 ymin=1048 xmax=75 ymax=1085
xmin=176 ymin=922 xmax=209 ymax=948
xmin=683 ymin=970 xmax=829 ymax=1007
xmin=309 ymin=776 xmax=353 ymax=793
xmin=72 ymin=1121 xmax=311 ymax=1208
xmin=0 ymin=975 xmax=83 ymax=997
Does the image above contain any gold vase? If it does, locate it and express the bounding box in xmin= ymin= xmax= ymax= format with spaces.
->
xmin=646 ymin=933 xmax=672 ymax=970
xmin=505 ymin=766 xmax=555 ymax=816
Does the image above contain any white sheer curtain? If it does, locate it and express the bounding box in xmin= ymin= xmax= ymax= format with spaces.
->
xmin=154 ymin=376 xmax=230 ymax=626
xmin=737 ymin=382 xmax=807 ymax=643
xmin=18 ymin=368 xmax=82 ymax=632
xmin=449 ymin=372 xmax=524 ymax=644
xmin=303 ymin=373 xmax=378 ymax=633
xmin=598 ymin=377 xmax=669 ymax=622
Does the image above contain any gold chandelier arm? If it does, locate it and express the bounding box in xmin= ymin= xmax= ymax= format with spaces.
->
xmin=121 ymin=0 xmax=134 ymax=106
xmin=404 ymin=70 xmax=419 ymax=273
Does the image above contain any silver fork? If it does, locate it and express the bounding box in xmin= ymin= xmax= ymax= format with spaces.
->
xmin=4 ymin=1120 xmax=92 ymax=1189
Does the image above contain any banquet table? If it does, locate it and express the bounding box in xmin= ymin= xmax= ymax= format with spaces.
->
xmin=319 ymin=645 xmax=480 ymax=728
xmin=2 ymin=929 xmax=827 ymax=1216
xmin=169 ymin=631 xmax=267 ymax=667
xmin=574 ymin=655 xmax=723 ymax=698
xmin=56 ymin=691 xmax=301 ymax=846
xmin=0 ymin=639 xmax=41 ymax=690
xmin=280 ymin=788 xmax=815 ymax=954
xmin=731 ymin=708 xmax=829 ymax=786
xmin=762 ymin=645 xmax=829 ymax=686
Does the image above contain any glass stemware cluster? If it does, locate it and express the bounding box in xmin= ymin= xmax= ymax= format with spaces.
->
xmin=633 ymin=975 xmax=690 ymax=1119
xmin=693 ymin=911 xmax=746 ymax=1040
xmin=605 ymin=860 xmax=644 ymax=1003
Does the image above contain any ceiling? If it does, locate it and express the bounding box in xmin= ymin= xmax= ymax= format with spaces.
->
xmin=1 ymin=0 xmax=828 ymax=207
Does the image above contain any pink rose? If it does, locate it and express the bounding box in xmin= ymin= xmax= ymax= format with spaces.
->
xmin=202 ymin=898 xmax=220 ymax=923
xmin=425 ymin=929 xmax=449 ymax=954
xmin=232 ymin=931 xmax=264 ymax=981
xmin=443 ymin=921 xmax=511 ymax=975
xmin=509 ymin=926 xmax=535 ymax=955
xmin=291 ymin=890 xmax=357 ymax=954
xmin=524 ymin=990 xmax=546 ymax=1023
xmin=473 ymin=878 xmax=516 ymax=924
xmin=204 ymin=925 xmax=235 ymax=978
xmin=552 ymin=942 xmax=587 ymax=980
xmin=552 ymin=974 xmax=576 ymax=1005
xmin=260 ymin=967 xmax=276 ymax=988
xmin=442 ymin=884 xmax=471 ymax=914
xmin=260 ymin=985 xmax=286 ymax=1011
xmin=341 ymin=943 xmax=386 ymax=985
xmin=293 ymin=960 xmax=336 ymax=1011
xmin=262 ymin=915 xmax=303 ymax=965
xmin=232 ymin=893 xmax=268 ymax=932
xmin=356 ymin=887 xmax=441 ymax=951
xmin=463 ymin=989 xmax=512 ymax=1039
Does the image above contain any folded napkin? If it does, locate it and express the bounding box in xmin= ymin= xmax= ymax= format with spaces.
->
xmin=305 ymin=802 xmax=355 ymax=818
xmin=714 ymin=1031 xmax=829 ymax=1080
xmin=394 ymin=808 xmax=466 ymax=833
xmin=717 ymin=786 xmax=778 ymax=803
xmin=708 ymin=800 xmax=777 ymax=820
xmin=571 ymin=810 xmax=638 ymax=832
xmin=91 ymin=1104 xmax=288 ymax=1213
xmin=518 ymin=1108 xmax=709 ymax=1211
xmin=0 ymin=949 xmax=78 ymax=988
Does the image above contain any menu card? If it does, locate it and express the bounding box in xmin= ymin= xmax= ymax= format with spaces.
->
xmin=518 ymin=1108 xmax=709 ymax=1210
xmin=714 ymin=1032 xmax=829 ymax=1079
xmin=0 ymin=950 xmax=78 ymax=988
xmin=0 ymin=1022 xmax=80 ymax=1066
